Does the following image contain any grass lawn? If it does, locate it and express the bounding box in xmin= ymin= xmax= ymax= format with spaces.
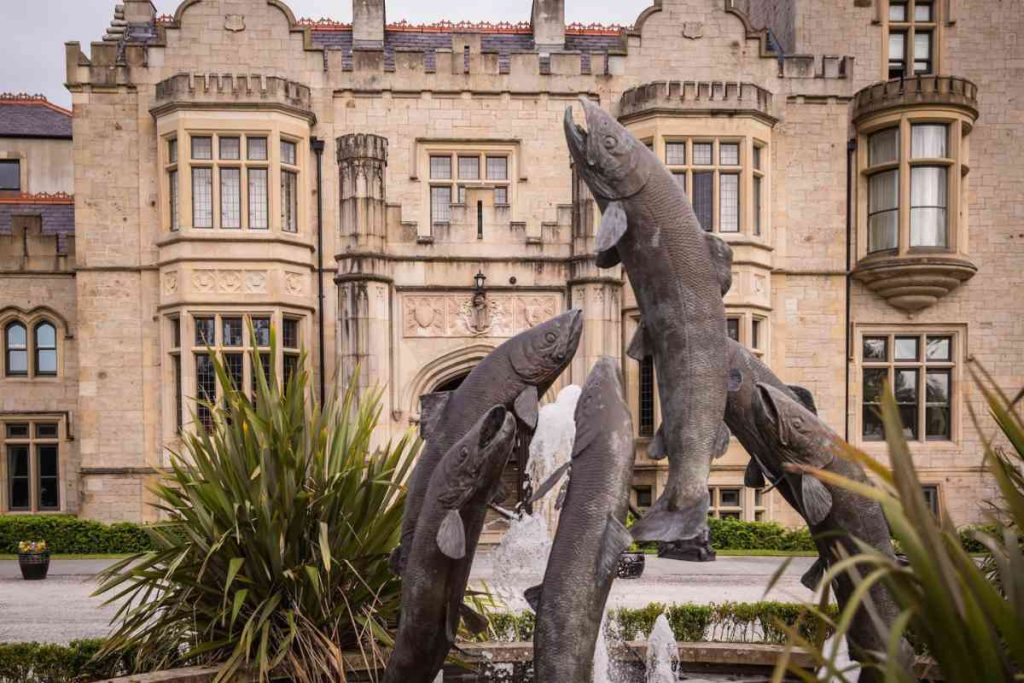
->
xmin=0 ymin=553 xmax=132 ymax=560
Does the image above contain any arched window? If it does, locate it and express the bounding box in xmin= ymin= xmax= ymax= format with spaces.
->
xmin=35 ymin=322 xmax=57 ymax=376
xmin=5 ymin=322 xmax=28 ymax=377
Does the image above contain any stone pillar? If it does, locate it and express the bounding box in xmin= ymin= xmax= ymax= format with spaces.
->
xmin=336 ymin=134 xmax=393 ymax=438
xmin=352 ymin=0 xmax=386 ymax=48
xmin=531 ymin=0 xmax=565 ymax=52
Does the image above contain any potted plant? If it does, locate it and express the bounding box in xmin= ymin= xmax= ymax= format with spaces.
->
xmin=18 ymin=540 xmax=50 ymax=580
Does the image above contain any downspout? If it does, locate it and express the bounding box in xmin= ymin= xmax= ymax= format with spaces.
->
xmin=844 ymin=138 xmax=856 ymax=441
xmin=311 ymin=138 xmax=327 ymax=405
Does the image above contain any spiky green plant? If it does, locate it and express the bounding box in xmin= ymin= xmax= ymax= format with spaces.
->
xmin=94 ymin=333 xmax=418 ymax=682
xmin=771 ymin=364 xmax=1024 ymax=682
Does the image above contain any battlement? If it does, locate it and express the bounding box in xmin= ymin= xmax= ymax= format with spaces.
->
xmin=618 ymin=81 xmax=775 ymax=122
xmin=152 ymin=73 xmax=314 ymax=119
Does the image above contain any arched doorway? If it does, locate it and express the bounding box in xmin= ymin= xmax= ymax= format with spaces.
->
xmin=429 ymin=372 xmax=527 ymax=530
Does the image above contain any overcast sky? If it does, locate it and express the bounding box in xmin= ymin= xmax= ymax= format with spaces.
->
xmin=1 ymin=0 xmax=650 ymax=107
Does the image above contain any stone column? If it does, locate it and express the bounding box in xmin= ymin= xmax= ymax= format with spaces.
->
xmin=336 ymin=134 xmax=392 ymax=436
xmin=531 ymin=0 xmax=566 ymax=52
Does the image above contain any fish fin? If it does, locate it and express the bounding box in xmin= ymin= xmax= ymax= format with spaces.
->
xmin=630 ymin=492 xmax=710 ymax=543
xmin=445 ymin=596 xmax=460 ymax=643
xmin=704 ymin=232 xmax=734 ymax=296
xmin=554 ymin=478 xmax=570 ymax=511
xmin=459 ymin=603 xmax=490 ymax=635
xmin=528 ymin=461 xmax=571 ymax=504
xmin=388 ymin=545 xmax=405 ymax=576
xmin=524 ymin=584 xmax=543 ymax=612
xmin=418 ymin=391 xmax=452 ymax=440
xmin=514 ymin=386 xmax=540 ymax=430
xmin=801 ymin=475 xmax=833 ymax=526
xmin=728 ymin=367 xmax=743 ymax=393
xmin=713 ymin=422 xmax=732 ymax=459
xmin=800 ymin=556 xmax=827 ymax=591
xmin=744 ymin=459 xmax=767 ymax=489
xmin=596 ymin=245 xmax=622 ymax=268
xmin=787 ymin=384 xmax=818 ymax=415
xmin=648 ymin=425 xmax=668 ymax=460
xmin=596 ymin=515 xmax=634 ymax=581
xmin=436 ymin=509 xmax=467 ymax=560
xmin=596 ymin=201 xmax=628 ymax=265
xmin=626 ymin=321 xmax=650 ymax=362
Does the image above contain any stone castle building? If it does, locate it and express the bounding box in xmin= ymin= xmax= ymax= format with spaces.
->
xmin=0 ymin=0 xmax=1020 ymax=527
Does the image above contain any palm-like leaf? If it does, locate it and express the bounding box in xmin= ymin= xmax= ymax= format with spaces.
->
xmin=94 ymin=331 xmax=418 ymax=682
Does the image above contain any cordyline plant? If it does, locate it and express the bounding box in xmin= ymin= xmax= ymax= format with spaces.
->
xmin=94 ymin=332 xmax=418 ymax=682
xmin=770 ymin=364 xmax=1024 ymax=682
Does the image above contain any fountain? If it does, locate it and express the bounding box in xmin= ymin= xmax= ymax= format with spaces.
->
xmin=645 ymin=614 xmax=679 ymax=683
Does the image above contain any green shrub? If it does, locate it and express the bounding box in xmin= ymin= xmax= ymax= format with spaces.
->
xmin=707 ymin=517 xmax=816 ymax=552
xmin=0 ymin=639 xmax=133 ymax=682
xmin=0 ymin=516 xmax=153 ymax=555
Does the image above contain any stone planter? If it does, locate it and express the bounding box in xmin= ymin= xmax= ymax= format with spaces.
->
xmin=18 ymin=551 xmax=50 ymax=580
xmin=616 ymin=551 xmax=646 ymax=579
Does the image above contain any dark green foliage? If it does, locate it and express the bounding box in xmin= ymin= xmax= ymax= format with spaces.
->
xmin=707 ymin=517 xmax=816 ymax=552
xmin=0 ymin=516 xmax=153 ymax=555
xmin=0 ymin=640 xmax=133 ymax=683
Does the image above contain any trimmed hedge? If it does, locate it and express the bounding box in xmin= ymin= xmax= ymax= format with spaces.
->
xmin=488 ymin=601 xmax=837 ymax=645
xmin=0 ymin=516 xmax=154 ymax=555
xmin=708 ymin=517 xmax=815 ymax=552
xmin=0 ymin=640 xmax=133 ymax=683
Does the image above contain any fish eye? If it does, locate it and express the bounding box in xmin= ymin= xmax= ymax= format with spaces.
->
xmin=603 ymin=135 xmax=617 ymax=149
xmin=545 ymin=332 xmax=557 ymax=343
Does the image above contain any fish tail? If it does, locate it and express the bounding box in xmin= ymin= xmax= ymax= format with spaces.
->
xmin=630 ymin=490 xmax=710 ymax=543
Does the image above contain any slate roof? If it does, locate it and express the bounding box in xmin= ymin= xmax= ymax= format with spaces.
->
xmin=0 ymin=95 xmax=72 ymax=139
xmin=0 ymin=196 xmax=75 ymax=253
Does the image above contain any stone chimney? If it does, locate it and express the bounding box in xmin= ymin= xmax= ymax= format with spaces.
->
xmin=353 ymin=0 xmax=386 ymax=49
xmin=531 ymin=0 xmax=565 ymax=52
xmin=124 ymin=0 xmax=157 ymax=24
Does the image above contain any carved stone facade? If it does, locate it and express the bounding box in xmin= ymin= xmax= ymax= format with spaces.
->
xmin=2 ymin=0 xmax=1018 ymax=526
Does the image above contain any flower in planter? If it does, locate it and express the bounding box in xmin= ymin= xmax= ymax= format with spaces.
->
xmin=18 ymin=540 xmax=48 ymax=554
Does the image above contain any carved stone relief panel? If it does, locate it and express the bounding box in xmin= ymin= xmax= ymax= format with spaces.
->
xmin=189 ymin=269 xmax=270 ymax=295
xmin=402 ymin=293 xmax=561 ymax=338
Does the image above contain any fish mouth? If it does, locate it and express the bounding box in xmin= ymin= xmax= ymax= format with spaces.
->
xmin=478 ymin=406 xmax=516 ymax=452
xmin=558 ymin=308 xmax=584 ymax=363
xmin=563 ymin=103 xmax=589 ymax=168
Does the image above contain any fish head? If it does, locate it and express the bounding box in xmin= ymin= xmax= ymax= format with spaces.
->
xmin=437 ymin=405 xmax=517 ymax=509
xmin=752 ymin=383 xmax=821 ymax=455
xmin=508 ymin=309 xmax=583 ymax=388
xmin=564 ymin=98 xmax=652 ymax=201
xmin=571 ymin=356 xmax=630 ymax=458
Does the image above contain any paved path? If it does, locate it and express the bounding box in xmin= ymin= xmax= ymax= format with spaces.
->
xmin=0 ymin=555 xmax=815 ymax=644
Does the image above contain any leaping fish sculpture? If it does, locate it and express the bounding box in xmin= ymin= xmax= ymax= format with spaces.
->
xmin=526 ymin=357 xmax=635 ymax=683
xmin=384 ymin=406 xmax=518 ymax=683
xmin=392 ymin=309 xmax=583 ymax=574
xmin=565 ymin=99 xmax=732 ymax=544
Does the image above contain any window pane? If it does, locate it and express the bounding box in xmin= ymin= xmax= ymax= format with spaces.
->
xmin=895 ymin=368 xmax=918 ymax=403
xmin=889 ymin=0 xmax=907 ymax=21
xmin=8 ymin=446 xmax=30 ymax=510
xmin=247 ymin=137 xmax=268 ymax=161
xmin=171 ymin=318 xmax=181 ymax=348
xmin=168 ymin=138 xmax=178 ymax=164
xmin=635 ymin=486 xmax=653 ymax=509
xmin=693 ymin=171 xmax=714 ymax=231
xmin=195 ymin=353 xmax=215 ymax=430
xmin=6 ymin=323 xmax=26 ymax=349
xmin=223 ymin=352 xmax=243 ymax=392
xmin=458 ymin=156 xmax=479 ymax=180
xmin=37 ymin=445 xmax=59 ymax=510
xmin=194 ymin=316 xmax=215 ymax=346
xmin=169 ymin=170 xmax=179 ymax=231
xmin=720 ymin=488 xmax=741 ymax=506
xmin=430 ymin=156 xmax=452 ymax=180
xmin=719 ymin=143 xmax=740 ymax=166
xmin=753 ymin=145 xmax=763 ymax=170
xmin=486 ymin=156 xmax=508 ymax=181
xmin=222 ymin=317 xmax=243 ymax=347
xmin=6 ymin=423 xmax=29 ymax=438
xmin=889 ymin=31 xmax=906 ymax=61
xmin=639 ymin=356 xmax=655 ymax=437
xmin=665 ymin=142 xmax=686 ymax=166
xmin=283 ymin=354 xmax=299 ymax=386
xmin=914 ymin=1 xmax=933 ymax=21
xmin=219 ymin=137 xmax=240 ymax=161
xmin=693 ymin=143 xmax=712 ymax=165
xmin=192 ymin=168 xmax=213 ymax=228
xmin=926 ymin=369 xmax=950 ymax=403
xmin=914 ymin=31 xmax=932 ymax=73
xmin=863 ymin=368 xmax=888 ymax=404
xmin=220 ymin=168 xmax=241 ymax=228
xmin=35 ymin=323 xmax=55 ymax=349
xmin=673 ymin=172 xmax=687 ymax=192
xmin=173 ymin=354 xmax=182 ymax=432
xmin=720 ymin=173 xmax=739 ymax=233
xmin=922 ymin=485 xmax=939 ymax=515
xmin=751 ymin=318 xmax=763 ymax=349
xmin=868 ymin=128 xmax=899 ymax=166
xmin=252 ymin=317 xmax=271 ymax=347
xmin=191 ymin=136 xmax=212 ymax=160
xmin=868 ymin=170 xmax=899 ymax=252
xmin=894 ymin=336 xmax=919 ymax=360
xmin=37 ymin=350 xmax=57 ymax=375
xmin=35 ymin=423 xmax=58 ymax=438
xmin=283 ymin=318 xmax=299 ymax=349
xmin=0 ymin=160 xmax=19 ymax=190
xmin=911 ymin=124 xmax=947 ymax=159
xmin=281 ymin=170 xmax=298 ymax=233
xmin=911 ymin=166 xmax=948 ymax=247
xmin=248 ymin=169 xmax=268 ymax=229
xmin=726 ymin=317 xmax=740 ymax=342
xmin=753 ymin=175 xmax=762 ymax=236
xmin=494 ymin=186 xmax=508 ymax=205
xmin=926 ymin=408 xmax=951 ymax=440
xmin=926 ymin=369 xmax=951 ymax=440
xmin=926 ymin=336 xmax=951 ymax=361
xmin=431 ymin=186 xmax=452 ymax=224
xmin=6 ymin=323 xmax=28 ymax=375
xmin=863 ymin=337 xmax=888 ymax=361
xmin=281 ymin=140 xmax=297 ymax=166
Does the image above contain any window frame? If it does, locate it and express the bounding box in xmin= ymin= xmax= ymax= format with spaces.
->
xmin=422 ymin=145 xmax=516 ymax=234
xmin=726 ymin=310 xmax=769 ymax=360
xmin=0 ymin=158 xmax=22 ymax=192
xmin=1 ymin=417 xmax=63 ymax=513
xmin=2 ymin=317 xmax=60 ymax=379
xmin=883 ymin=0 xmax=941 ymax=80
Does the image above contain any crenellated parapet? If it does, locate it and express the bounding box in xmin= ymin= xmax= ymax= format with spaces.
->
xmin=852 ymin=75 xmax=978 ymax=124
xmin=618 ymin=81 xmax=776 ymax=124
xmin=151 ymin=73 xmax=314 ymax=121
